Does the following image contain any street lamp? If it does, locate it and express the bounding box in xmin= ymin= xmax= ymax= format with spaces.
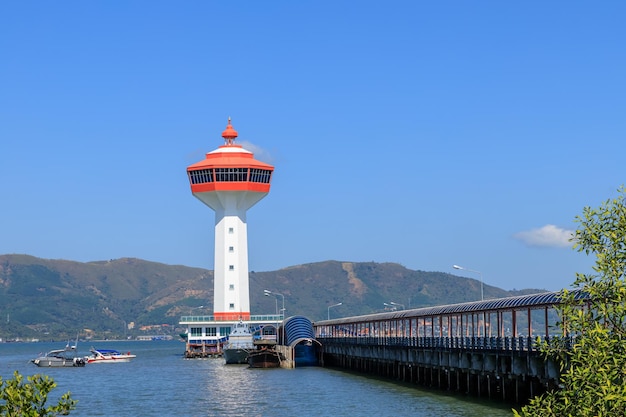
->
xmin=264 ymin=290 xmax=285 ymax=318
xmin=264 ymin=290 xmax=278 ymax=315
xmin=328 ymin=302 xmax=342 ymax=320
xmin=453 ymin=264 xmax=484 ymax=301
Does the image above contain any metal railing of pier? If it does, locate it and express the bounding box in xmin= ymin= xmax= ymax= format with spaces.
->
xmin=318 ymin=335 xmax=573 ymax=353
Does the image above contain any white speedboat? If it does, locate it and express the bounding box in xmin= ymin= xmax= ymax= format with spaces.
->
xmin=85 ymin=347 xmax=136 ymax=364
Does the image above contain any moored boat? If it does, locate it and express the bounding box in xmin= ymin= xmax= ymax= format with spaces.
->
xmin=223 ymin=321 xmax=254 ymax=364
xmin=31 ymin=343 xmax=86 ymax=368
xmin=85 ymin=347 xmax=136 ymax=364
xmin=247 ymin=339 xmax=281 ymax=368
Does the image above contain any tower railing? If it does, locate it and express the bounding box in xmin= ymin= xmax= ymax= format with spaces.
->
xmin=180 ymin=314 xmax=284 ymax=323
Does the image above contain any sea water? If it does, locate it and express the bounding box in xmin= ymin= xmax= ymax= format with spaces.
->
xmin=0 ymin=341 xmax=514 ymax=416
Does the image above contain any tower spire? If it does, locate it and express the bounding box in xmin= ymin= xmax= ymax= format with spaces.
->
xmin=221 ymin=117 xmax=238 ymax=145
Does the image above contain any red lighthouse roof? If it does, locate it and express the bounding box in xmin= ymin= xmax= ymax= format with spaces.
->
xmin=186 ymin=119 xmax=274 ymax=194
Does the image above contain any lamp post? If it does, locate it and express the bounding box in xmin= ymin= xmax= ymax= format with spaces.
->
xmin=328 ymin=302 xmax=342 ymax=320
xmin=264 ymin=290 xmax=285 ymax=318
xmin=453 ymin=264 xmax=484 ymax=301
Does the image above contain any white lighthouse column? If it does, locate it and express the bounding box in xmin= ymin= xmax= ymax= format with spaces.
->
xmin=209 ymin=191 xmax=262 ymax=320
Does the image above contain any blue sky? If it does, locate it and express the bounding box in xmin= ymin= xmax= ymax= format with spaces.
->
xmin=1 ymin=2 xmax=624 ymax=292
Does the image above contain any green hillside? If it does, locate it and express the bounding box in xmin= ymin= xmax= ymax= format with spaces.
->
xmin=0 ymin=254 xmax=544 ymax=341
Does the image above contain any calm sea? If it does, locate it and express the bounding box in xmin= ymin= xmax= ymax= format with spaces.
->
xmin=0 ymin=340 xmax=514 ymax=416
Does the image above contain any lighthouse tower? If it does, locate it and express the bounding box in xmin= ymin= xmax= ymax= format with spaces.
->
xmin=187 ymin=119 xmax=274 ymax=321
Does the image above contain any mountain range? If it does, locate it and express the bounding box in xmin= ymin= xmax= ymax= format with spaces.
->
xmin=0 ymin=254 xmax=544 ymax=340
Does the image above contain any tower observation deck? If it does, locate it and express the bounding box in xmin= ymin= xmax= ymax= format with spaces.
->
xmin=187 ymin=119 xmax=274 ymax=320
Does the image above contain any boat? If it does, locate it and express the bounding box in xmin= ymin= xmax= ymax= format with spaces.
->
xmin=150 ymin=335 xmax=172 ymax=341
xmin=31 ymin=343 xmax=86 ymax=368
xmin=247 ymin=339 xmax=281 ymax=368
xmin=223 ymin=321 xmax=254 ymax=364
xmin=84 ymin=347 xmax=136 ymax=364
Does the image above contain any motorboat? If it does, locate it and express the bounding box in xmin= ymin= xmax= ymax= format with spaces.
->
xmin=247 ymin=339 xmax=281 ymax=368
xmin=31 ymin=343 xmax=86 ymax=368
xmin=223 ymin=321 xmax=254 ymax=364
xmin=85 ymin=347 xmax=136 ymax=364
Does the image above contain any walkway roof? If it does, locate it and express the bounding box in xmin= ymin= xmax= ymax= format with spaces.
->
xmin=315 ymin=289 xmax=587 ymax=326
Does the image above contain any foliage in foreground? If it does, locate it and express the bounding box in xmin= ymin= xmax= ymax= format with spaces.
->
xmin=515 ymin=186 xmax=626 ymax=416
xmin=0 ymin=371 xmax=76 ymax=416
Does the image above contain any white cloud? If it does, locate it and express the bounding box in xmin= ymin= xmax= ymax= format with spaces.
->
xmin=513 ymin=224 xmax=574 ymax=248
xmin=240 ymin=141 xmax=274 ymax=165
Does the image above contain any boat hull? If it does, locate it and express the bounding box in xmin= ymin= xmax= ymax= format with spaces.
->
xmin=86 ymin=355 xmax=135 ymax=364
xmin=32 ymin=357 xmax=86 ymax=367
xmin=85 ymin=348 xmax=136 ymax=364
xmin=223 ymin=348 xmax=249 ymax=364
xmin=248 ymin=349 xmax=280 ymax=368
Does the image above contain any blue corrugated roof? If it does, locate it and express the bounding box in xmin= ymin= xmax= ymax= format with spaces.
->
xmin=283 ymin=316 xmax=315 ymax=346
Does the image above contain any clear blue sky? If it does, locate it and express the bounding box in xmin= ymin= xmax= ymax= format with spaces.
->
xmin=1 ymin=2 xmax=624 ymax=292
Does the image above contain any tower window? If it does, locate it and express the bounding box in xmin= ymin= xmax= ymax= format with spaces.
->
xmin=229 ymin=303 xmax=235 ymax=310
xmin=188 ymin=169 xmax=214 ymax=184
xmin=229 ymin=284 xmax=234 ymax=290
xmin=215 ymin=167 xmax=249 ymax=182
xmin=229 ymin=265 xmax=234 ymax=271
xmin=228 ymin=227 xmax=234 ymax=234
xmin=250 ymin=168 xmax=272 ymax=183
xmin=228 ymin=246 xmax=234 ymax=253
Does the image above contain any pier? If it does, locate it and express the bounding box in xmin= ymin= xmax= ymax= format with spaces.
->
xmin=314 ymin=290 xmax=585 ymax=404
